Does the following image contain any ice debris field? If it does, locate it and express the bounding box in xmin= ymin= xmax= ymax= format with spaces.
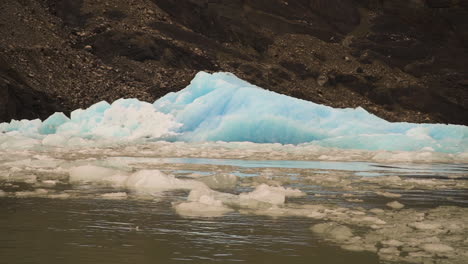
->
xmin=1 ymin=72 xmax=467 ymax=153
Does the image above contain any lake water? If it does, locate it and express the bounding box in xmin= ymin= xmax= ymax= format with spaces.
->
xmin=0 ymin=142 xmax=467 ymax=264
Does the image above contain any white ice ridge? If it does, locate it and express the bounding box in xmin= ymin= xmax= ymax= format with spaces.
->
xmin=1 ymin=71 xmax=467 ymax=153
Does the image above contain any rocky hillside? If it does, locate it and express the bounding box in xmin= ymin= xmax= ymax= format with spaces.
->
xmin=1 ymin=0 xmax=467 ymax=125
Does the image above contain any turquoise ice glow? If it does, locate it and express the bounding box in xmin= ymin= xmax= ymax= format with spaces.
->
xmin=154 ymin=72 xmax=467 ymax=153
xmin=1 ymin=72 xmax=467 ymax=153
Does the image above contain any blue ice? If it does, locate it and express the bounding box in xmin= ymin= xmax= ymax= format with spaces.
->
xmin=154 ymin=72 xmax=467 ymax=153
xmin=0 ymin=71 xmax=467 ymax=153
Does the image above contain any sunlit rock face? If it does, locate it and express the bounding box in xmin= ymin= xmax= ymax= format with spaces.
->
xmin=1 ymin=72 xmax=467 ymax=153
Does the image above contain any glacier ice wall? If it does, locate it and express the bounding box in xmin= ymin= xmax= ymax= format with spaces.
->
xmin=1 ymin=72 xmax=467 ymax=153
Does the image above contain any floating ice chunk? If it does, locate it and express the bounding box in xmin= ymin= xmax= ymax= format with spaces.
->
xmin=239 ymin=185 xmax=284 ymax=205
xmin=382 ymin=240 xmax=404 ymax=247
xmin=196 ymin=173 xmax=238 ymax=189
xmin=5 ymin=172 xmax=37 ymax=184
xmin=69 ymin=165 xmax=127 ymax=186
xmin=15 ymin=189 xmax=48 ymax=198
xmin=186 ymin=187 xmax=238 ymax=206
xmin=174 ymin=193 xmax=234 ymax=217
xmin=420 ymin=243 xmax=454 ymax=253
xmin=310 ymin=222 xmax=354 ymax=241
xmin=101 ymin=192 xmax=128 ymax=199
xmin=375 ymin=191 xmax=402 ymax=198
xmin=0 ymin=190 xmax=6 ymax=197
xmin=47 ymin=193 xmax=71 ymax=199
xmin=307 ymin=211 xmax=327 ymax=219
xmin=69 ymin=165 xmax=117 ymax=182
xmin=239 ymin=184 xmax=305 ymax=206
xmin=408 ymin=222 xmax=441 ymax=230
xmin=24 ymin=175 xmax=38 ymax=184
xmin=357 ymin=216 xmax=386 ymax=225
xmin=369 ymin=208 xmax=385 ymax=215
xmin=341 ymin=244 xmax=377 ymax=253
xmin=183 ymin=183 xmax=305 ymax=211
xmin=125 ymin=170 xmax=206 ymax=192
xmin=386 ymin=201 xmax=405 ymax=210
xmin=173 ymin=201 xmax=234 ymax=218
xmin=378 ymin=247 xmax=400 ymax=255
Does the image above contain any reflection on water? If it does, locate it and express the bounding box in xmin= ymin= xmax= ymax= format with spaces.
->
xmin=0 ymin=197 xmax=378 ymax=264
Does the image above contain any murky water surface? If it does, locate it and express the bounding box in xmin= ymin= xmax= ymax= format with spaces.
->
xmin=0 ymin=198 xmax=379 ymax=264
xmin=0 ymin=143 xmax=467 ymax=264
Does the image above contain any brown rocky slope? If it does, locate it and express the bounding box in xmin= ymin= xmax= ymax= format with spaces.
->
xmin=1 ymin=0 xmax=467 ymax=125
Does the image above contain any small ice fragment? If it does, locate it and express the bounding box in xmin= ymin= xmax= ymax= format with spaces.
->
xmin=174 ymin=200 xmax=233 ymax=218
xmin=359 ymin=216 xmax=386 ymax=225
xmin=369 ymin=208 xmax=385 ymax=215
xmin=101 ymin=192 xmax=128 ymax=199
xmin=341 ymin=244 xmax=376 ymax=253
xmin=69 ymin=165 xmax=126 ymax=186
xmin=48 ymin=193 xmax=71 ymax=199
xmin=15 ymin=188 xmax=48 ymax=198
xmin=386 ymin=201 xmax=404 ymax=209
xmin=307 ymin=211 xmax=326 ymax=219
xmin=174 ymin=192 xmax=234 ymax=217
xmin=239 ymin=184 xmax=304 ymax=206
xmin=420 ymin=243 xmax=454 ymax=253
xmin=375 ymin=191 xmax=402 ymax=198
xmin=382 ymin=240 xmax=404 ymax=247
xmin=379 ymin=247 xmax=400 ymax=255
xmin=346 ymin=198 xmax=364 ymax=203
xmin=197 ymin=174 xmax=238 ymax=189
xmin=310 ymin=222 xmax=353 ymax=241
xmin=40 ymin=180 xmax=57 ymax=187
xmin=125 ymin=170 xmax=206 ymax=192
xmin=24 ymin=175 xmax=37 ymax=184
xmin=408 ymin=222 xmax=441 ymax=230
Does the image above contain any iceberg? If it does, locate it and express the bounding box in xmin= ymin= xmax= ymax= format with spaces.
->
xmin=154 ymin=72 xmax=467 ymax=153
xmin=0 ymin=71 xmax=467 ymax=153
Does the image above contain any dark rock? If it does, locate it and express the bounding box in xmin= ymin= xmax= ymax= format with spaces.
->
xmin=317 ymin=75 xmax=329 ymax=87
xmin=0 ymin=56 xmax=62 ymax=121
xmin=104 ymin=10 xmax=126 ymax=21
xmin=45 ymin=0 xmax=89 ymax=27
xmin=83 ymin=45 xmax=92 ymax=51
xmin=0 ymin=0 xmax=466 ymax=125
xmin=425 ymin=0 xmax=452 ymax=8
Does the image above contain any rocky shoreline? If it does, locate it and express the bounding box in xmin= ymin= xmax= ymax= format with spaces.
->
xmin=1 ymin=0 xmax=467 ymax=125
